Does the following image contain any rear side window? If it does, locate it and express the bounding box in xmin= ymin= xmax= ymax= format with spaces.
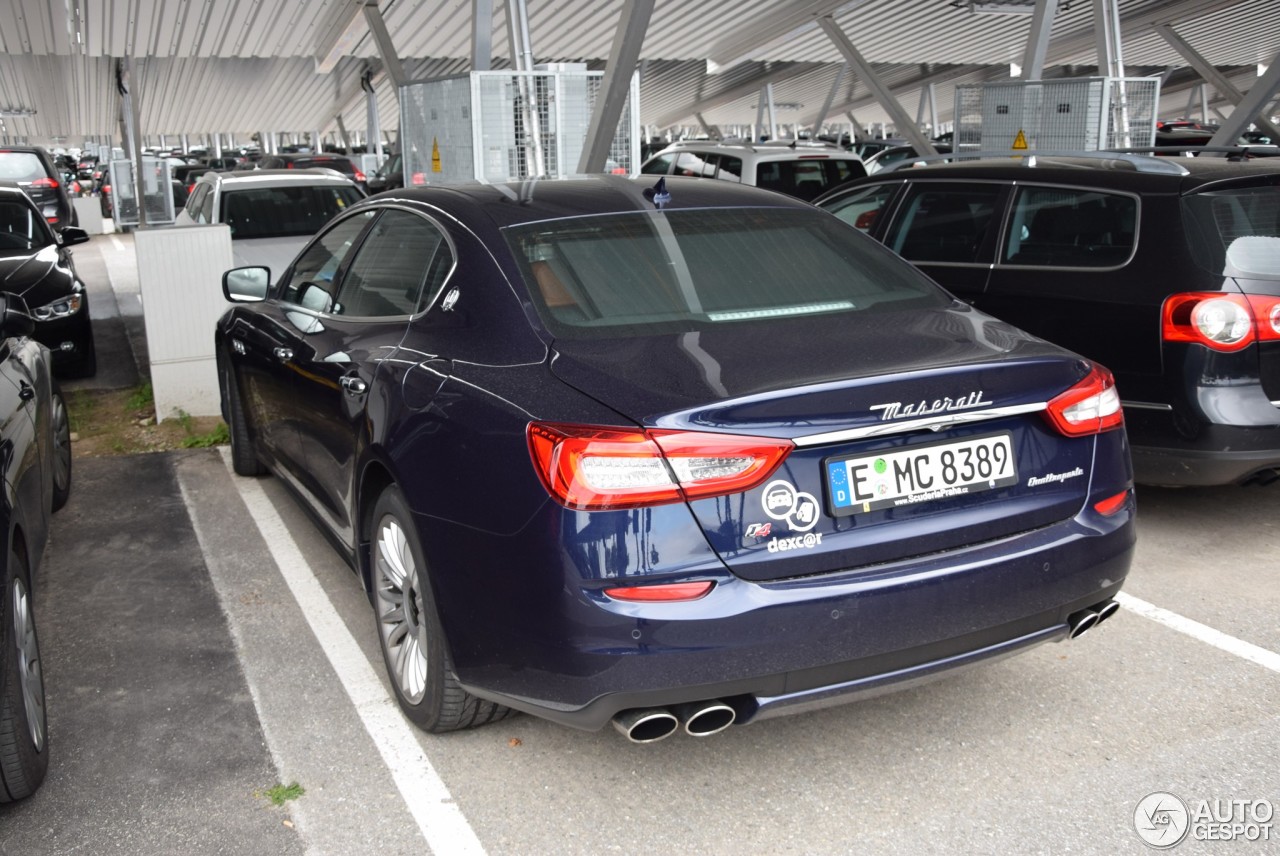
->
xmin=640 ymin=153 xmax=676 ymax=175
xmin=823 ymin=184 xmax=898 ymax=233
xmin=674 ymin=152 xmax=718 ymax=177
xmin=755 ymin=159 xmax=866 ymax=201
xmin=186 ymin=184 xmax=210 ymax=223
xmin=335 ymin=210 xmax=445 ymax=317
xmin=717 ymin=156 xmax=743 ymax=182
xmin=1003 ymin=186 xmax=1137 ymax=268
xmin=1183 ymin=185 xmax=1280 ymax=279
xmin=887 ymin=185 xmax=1001 ymax=263
xmin=506 ymin=207 xmax=947 ymax=337
xmin=220 ymin=185 xmax=363 ymax=239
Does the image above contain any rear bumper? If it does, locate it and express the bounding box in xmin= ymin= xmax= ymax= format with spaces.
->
xmin=447 ymin=505 xmax=1135 ymax=732
xmin=1132 ymin=443 xmax=1280 ymax=486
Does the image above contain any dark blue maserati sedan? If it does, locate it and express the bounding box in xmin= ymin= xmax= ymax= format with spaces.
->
xmin=216 ymin=175 xmax=1135 ymax=742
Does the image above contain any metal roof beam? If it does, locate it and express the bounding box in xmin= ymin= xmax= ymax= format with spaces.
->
xmin=578 ymin=0 xmax=653 ymax=172
xmin=706 ymin=1 xmax=867 ymax=72
xmin=800 ymin=63 xmax=988 ymax=126
xmin=1207 ymin=47 xmax=1280 ymax=147
xmin=1155 ymin=24 xmax=1280 ymax=142
xmin=653 ymin=63 xmax=820 ymax=128
xmin=819 ymin=16 xmax=935 ymax=154
xmin=361 ymin=3 xmax=406 ymax=89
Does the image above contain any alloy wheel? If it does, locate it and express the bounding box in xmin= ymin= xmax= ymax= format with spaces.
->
xmin=374 ymin=515 xmax=428 ymax=704
xmin=12 ymin=578 xmax=45 ymax=752
xmin=52 ymin=394 xmax=71 ymax=498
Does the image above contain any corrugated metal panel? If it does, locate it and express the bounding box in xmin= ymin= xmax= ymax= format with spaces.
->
xmin=0 ymin=0 xmax=1276 ymax=144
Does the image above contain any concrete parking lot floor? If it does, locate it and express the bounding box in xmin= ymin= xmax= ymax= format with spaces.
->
xmin=2 ymin=233 xmax=1279 ymax=854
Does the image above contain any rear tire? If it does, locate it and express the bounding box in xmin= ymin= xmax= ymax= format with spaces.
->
xmin=223 ymin=359 xmax=265 ymax=477
xmin=370 ymin=486 xmax=512 ymax=733
xmin=50 ymin=385 xmax=72 ymax=512
xmin=0 ymin=550 xmax=49 ymax=802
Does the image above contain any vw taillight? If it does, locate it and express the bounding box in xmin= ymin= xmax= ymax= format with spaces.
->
xmin=31 ymin=177 xmax=58 ymax=189
xmin=1044 ymin=364 xmax=1124 ymax=437
xmin=1162 ymin=292 xmax=1280 ymax=352
xmin=527 ymin=423 xmax=792 ymax=511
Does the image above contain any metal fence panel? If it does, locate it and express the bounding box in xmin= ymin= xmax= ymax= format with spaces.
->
xmin=399 ymin=70 xmax=639 ymax=184
xmin=955 ymin=78 xmax=1159 ymax=152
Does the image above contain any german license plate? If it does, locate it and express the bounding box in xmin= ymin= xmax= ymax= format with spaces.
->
xmin=825 ymin=432 xmax=1018 ymax=515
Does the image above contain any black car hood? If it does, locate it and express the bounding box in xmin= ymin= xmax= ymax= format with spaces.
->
xmin=548 ymin=303 xmax=1088 ymax=436
xmin=0 ymin=245 xmax=60 ymax=295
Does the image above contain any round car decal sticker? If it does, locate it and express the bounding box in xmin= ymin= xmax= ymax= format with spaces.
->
xmin=761 ymin=480 xmax=820 ymax=532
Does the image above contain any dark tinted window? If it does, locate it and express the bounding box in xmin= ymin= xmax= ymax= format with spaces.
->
xmin=220 ymin=185 xmax=363 ymax=239
xmin=755 ymin=159 xmax=865 ymax=201
xmin=717 ymin=156 xmax=743 ymax=182
xmin=0 ymin=152 xmax=50 ymax=183
xmin=335 ymin=211 xmax=444 ymax=317
xmin=279 ymin=211 xmax=377 ymax=310
xmin=0 ymin=198 xmax=52 ymax=253
xmin=887 ymin=185 xmax=1001 ymax=263
xmin=822 ymin=184 xmax=898 ymax=233
xmin=506 ymin=207 xmax=946 ymax=336
xmin=640 ymin=153 xmax=676 ymax=175
xmin=1183 ymin=186 xmax=1280 ymax=279
xmin=1003 ymin=186 xmax=1136 ymax=268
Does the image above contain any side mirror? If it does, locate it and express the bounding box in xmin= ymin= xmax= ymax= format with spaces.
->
xmin=223 ymin=266 xmax=270 ymax=302
xmin=59 ymin=226 xmax=91 ymax=247
xmin=0 ymin=293 xmax=35 ymax=339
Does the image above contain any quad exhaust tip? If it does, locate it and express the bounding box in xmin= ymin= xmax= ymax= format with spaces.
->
xmin=1068 ymin=598 xmax=1120 ymax=640
xmin=675 ymin=700 xmax=737 ymax=737
xmin=612 ymin=708 xmax=679 ymax=743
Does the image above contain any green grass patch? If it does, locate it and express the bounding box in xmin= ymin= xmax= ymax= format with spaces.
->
xmin=181 ymin=422 xmax=230 ymax=448
xmin=264 ymin=782 xmax=305 ymax=806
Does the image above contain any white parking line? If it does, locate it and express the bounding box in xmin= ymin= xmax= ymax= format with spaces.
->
xmin=110 ymin=235 xmax=125 ymax=251
xmin=1117 ymin=592 xmax=1280 ymax=674
xmin=219 ymin=449 xmax=487 ymax=856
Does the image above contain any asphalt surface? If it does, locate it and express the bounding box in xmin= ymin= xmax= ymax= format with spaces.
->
xmin=1 ymin=234 xmax=1279 ymax=855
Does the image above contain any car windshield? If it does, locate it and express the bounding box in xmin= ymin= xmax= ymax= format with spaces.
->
xmin=506 ymin=207 xmax=947 ymax=337
xmin=220 ymin=185 xmax=363 ymax=239
xmin=0 ymin=198 xmax=52 ymax=253
xmin=1183 ymin=185 xmax=1280 ymax=279
xmin=0 ymin=152 xmax=49 ymax=184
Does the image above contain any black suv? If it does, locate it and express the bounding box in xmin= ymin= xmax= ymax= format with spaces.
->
xmin=0 ymin=147 xmax=75 ymax=232
xmin=816 ymin=154 xmax=1280 ymax=487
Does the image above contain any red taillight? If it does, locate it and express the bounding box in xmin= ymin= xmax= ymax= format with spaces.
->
xmin=31 ymin=176 xmax=58 ymax=189
xmin=1044 ymin=365 xmax=1124 ymax=437
xmin=1093 ymin=490 xmax=1130 ymax=516
xmin=603 ymin=581 xmax=715 ymax=602
xmin=854 ymin=210 xmax=878 ymax=230
xmin=411 ymin=172 xmax=426 ymax=185
xmin=1162 ymin=292 xmax=1280 ymax=351
xmin=354 ymin=168 xmax=366 ymax=182
xmin=527 ymin=422 xmax=793 ymax=511
xmin=286 ymin=162 xmax=294 ymax=168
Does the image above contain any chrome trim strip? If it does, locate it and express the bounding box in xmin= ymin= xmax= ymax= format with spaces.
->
xmin=1120 ymin=401 xmax=1174 ymax=412
xmin=792 ymin=402 xmax=1048 ymax=447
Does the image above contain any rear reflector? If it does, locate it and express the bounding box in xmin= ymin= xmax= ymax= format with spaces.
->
xmin=528 ymin=422 xmax=793 ymax=511
xmin=1043 ymin=364 xmax=1124 ymax=437
xmin=603 ymin=581 xmax=715 ymax=602
xmin=1093 ymin=490 xmax=1130 ymax=516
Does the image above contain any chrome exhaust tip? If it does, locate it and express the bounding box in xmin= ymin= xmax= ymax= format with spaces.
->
xmin=612 ymin=708 xmax=679 ymax=743
xmin=1095 ymin=599 xmax=1120 ymax=625
xmin=674 ymin=700 xmax=737 ymax=737
xmin=1068 ymin=608 xmax=1100 ymax=640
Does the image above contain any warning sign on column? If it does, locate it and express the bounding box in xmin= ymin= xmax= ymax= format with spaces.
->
xmin=432 ymin=137 xmax=442 ymax=173
xmin=1012 ymin=130 xmax=1029 ymax=150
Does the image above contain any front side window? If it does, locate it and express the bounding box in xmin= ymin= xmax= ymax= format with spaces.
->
xmin=334 ymin=210 xmax=446 ymax=317
xmin=1002 ymin=186 xmax=1137 ymax=268
xmin=506 ymin=207 xmax=947 ymax=337
xmin=674 ymin=152 xmax=718 ymax=177
xmin=0 ymin=199 xmax=52 ymax=253
xmin=220 ymin=184 xmax=363 ymax=239
xmin=822 ymin=184 xmax=898 ymax=233
xmin=886 ymin=185 xmax=1001 ymax=264
xmin=279 ymin=211 xmax=377 ymax=311
xmin=640 ymin=153 xmax=676 ymax=176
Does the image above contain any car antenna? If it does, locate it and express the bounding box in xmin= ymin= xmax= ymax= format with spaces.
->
xmin=643 ymin=177 xmax=671 ymax=209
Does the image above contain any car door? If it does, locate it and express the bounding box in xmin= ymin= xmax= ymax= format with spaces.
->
xmin=0 ymin=335 xmax=41 ymax=545
xmin=228 ymin=210 xmax=377 ymax=481
xmin=880 ymin=180 xmax=1010 ymax=302
xmin=288 ymin=208 xmax=453 ymax=545
xmin=978 ymin=183 xmax=1146 ymax=382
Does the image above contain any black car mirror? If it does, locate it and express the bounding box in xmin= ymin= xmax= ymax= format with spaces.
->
xmin=223 ymin=266 xmax=270 ymax=302
xmin=0 ymin=293 xmax=35 ymax=339
xmin=59 ymin=227 xmax=90 ymax=247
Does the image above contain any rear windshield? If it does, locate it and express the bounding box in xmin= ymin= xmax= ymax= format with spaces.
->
xmin=1183 ymin=185 xmax=1280 ymax=279
xmin=505 ymin=207 xmax=948 ymax=337
xmin=220 ymin=185 xmax=363 ymax=239
xmin=0 ymin=198 xmax=53 ymax=254
xmin=292 ymin=157 xmax=355 ymax=174
xmin=0 ymin=152 xmax=49 ymax=184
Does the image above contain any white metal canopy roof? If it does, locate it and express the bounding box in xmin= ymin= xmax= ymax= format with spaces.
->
xmin=0 ymin=0 xmax=1275 ymax=145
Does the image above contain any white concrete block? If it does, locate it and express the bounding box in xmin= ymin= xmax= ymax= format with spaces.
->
xmin=72 ymin=197 xmax=106 ymax=235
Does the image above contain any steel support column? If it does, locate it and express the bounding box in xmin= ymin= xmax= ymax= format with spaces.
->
xmin=362 ymin=2 xmax=407 ymax=89
xmin=577 ymin=0 xmax=652 ymax=173
xmin=1093 ymin=0 xmax=1124 ymax=78
xmin=812 ymin=63 xmax=848 ymax=133
xmin=472 ymin=0 xmax=493 ymax=71
xmin=1021 ymin=0 xmax=1059 ymax=81
xmin=1207 ymin=50 xmax=1280 ymax=147
xmin=1155 ymin=24 xmax=1280 ymax=142
xmin=818 ymin=16 xmax=936 ymax=155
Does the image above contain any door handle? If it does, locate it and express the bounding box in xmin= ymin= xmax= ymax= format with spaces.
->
xmin=273 ymin=347 xmax=294 ymax=362
xmin=340 ymin=375 xmax=368 ymax=396
xmin=18 ymin=381 xmax=34 ymax=401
